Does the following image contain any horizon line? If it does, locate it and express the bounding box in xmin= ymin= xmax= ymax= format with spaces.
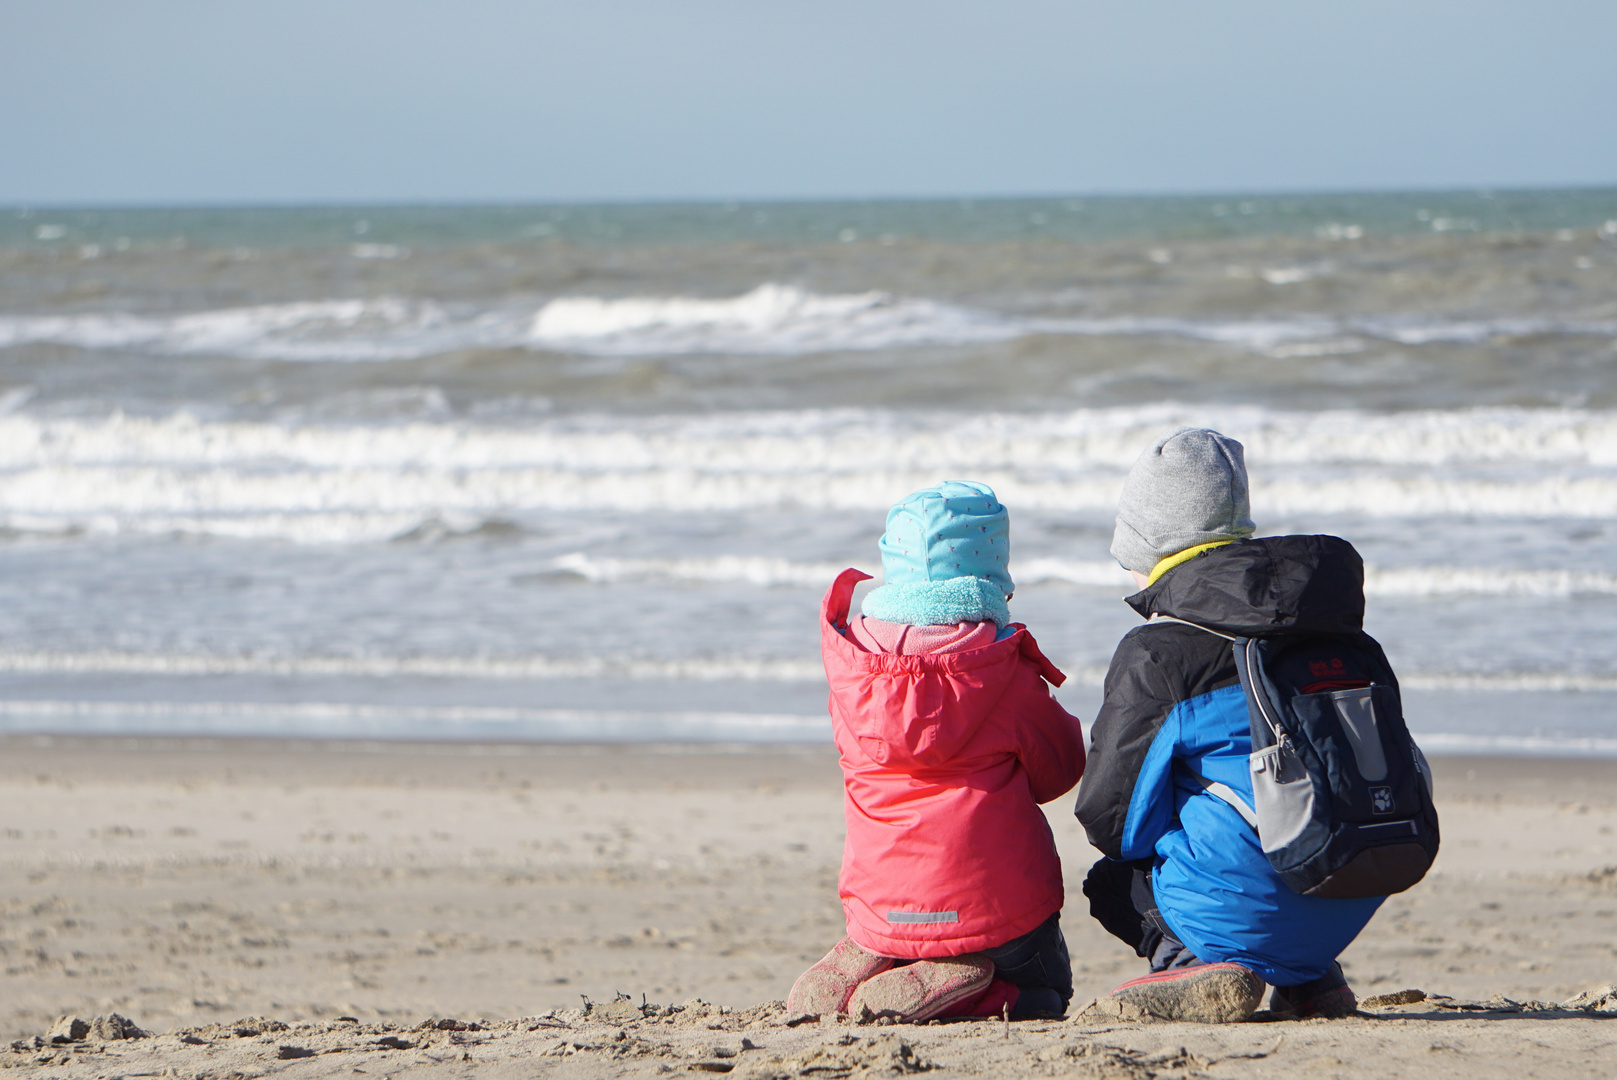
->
xmin=7 ymin=181 xmax=1617 ymax=214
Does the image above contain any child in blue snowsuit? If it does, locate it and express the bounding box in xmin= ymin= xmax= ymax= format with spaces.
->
xmin=1075 ymin=428 xmax=1382 ymax=1021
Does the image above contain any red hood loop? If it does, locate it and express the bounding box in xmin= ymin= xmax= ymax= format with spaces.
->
xmin=823 ymin=567 xmax=872 ymax=631
xmin=1017 ymin=632 xmax=1067 ymax=689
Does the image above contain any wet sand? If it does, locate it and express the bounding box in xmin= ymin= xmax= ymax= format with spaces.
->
xmin=2 ymin=736 xmax=1615 ymax=1077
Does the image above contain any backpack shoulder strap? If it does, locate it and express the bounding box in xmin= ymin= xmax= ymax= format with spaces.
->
xmin=1154 ymin=614 xmax=1261 ymax=830
xmin=1151 ymin=614 xmax=1283 ymax=743
xmin=1182 ymin=766 xmax=1259 ymax=829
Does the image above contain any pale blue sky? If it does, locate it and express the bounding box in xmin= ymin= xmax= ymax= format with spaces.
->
xmin=3 ymin=0 xmax=1614 ymax=204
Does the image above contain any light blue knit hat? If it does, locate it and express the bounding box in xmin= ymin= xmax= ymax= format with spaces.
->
xmin=861 ymin=480 xmax=1014 ymax=628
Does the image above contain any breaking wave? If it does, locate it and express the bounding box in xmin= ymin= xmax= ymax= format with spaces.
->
xmin=9 ymin=469 xmax=1617 ymax=540
xmin=549 ymin=552 xmax=844 ymax=588
xmin=548 ymin=554 xmax=1617 ymax=599
xmin=0 ymin=650 xmax=1610 ymax=698
xmin=1406 ymin=732 xmax=1617 ymax=757
xmin=529 ymin=284 xmax=1020 ymax=355
xmin=0 ymin=698 xmax=830 ymax=741
xmin=4 ymin=285 xmax=1615 ymax=361
xmin=4 ymin=405 xmax=1617 ymax=541
xmin=0 ymin=300 xmax=532 ymax=363
xmin=0 ymin=650 xmax=822 ymax=682
xmin=8 ymin=403 xmax=1617 ymax=471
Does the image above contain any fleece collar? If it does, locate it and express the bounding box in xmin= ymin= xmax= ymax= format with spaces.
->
xmin=861 ymin=575 xmax=1011 ymax=628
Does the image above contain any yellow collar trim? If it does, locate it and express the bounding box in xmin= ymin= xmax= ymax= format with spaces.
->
xmin=1147 ymin=540 xmax=1235 ymax=587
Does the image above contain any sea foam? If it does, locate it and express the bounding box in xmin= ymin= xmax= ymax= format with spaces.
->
xmin=529 ymin=283 xmax=1020 ymax=355
xmin=548 ymin=553 xmax=1617 ymax=599
xmin=5 ymin=404 xmax=1617 ymax=470
xmin=3 ymin=285 xmax=1614 ymax=361
xmin=3 ymin=406 xmax=1617 ymax=541
xmin=0 ymin=300 xmax=529 ymax=362
xmin=2 ymin=698 xmax=1614 ymax=751
xmin=0 ymin=649 xmax=823 ymax=682
xmin=0 ymin=698 xmax=830 ymax=741
xmin=0 ymin=649 xmax=1606 ymax=697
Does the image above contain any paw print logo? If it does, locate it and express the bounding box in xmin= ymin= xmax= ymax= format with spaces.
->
xmin=1370 ymin=786 xmax=1395 ymax=815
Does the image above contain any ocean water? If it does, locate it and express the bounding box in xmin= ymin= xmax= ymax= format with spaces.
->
xmin=3 ymin=191 xmax=1617 ymax=752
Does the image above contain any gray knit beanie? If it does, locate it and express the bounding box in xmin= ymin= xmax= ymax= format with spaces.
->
xmin=1110 ymin=427 xmax=1255 ymax=575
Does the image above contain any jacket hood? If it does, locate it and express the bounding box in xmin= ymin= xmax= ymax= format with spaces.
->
xmin=1125 ymin=535 xmax=1365 ymax=636
xmin=822 ymin=569 xmax=1064 ymax=770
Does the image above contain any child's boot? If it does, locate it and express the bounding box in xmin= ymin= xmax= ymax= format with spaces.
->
xmin=1269 ymin=962 xmax=1356 ymax=1019
xmin=786 ymin=937 xmax=894 ymax=1017
xmin=1105 ymin=962 xmax=1266 ymax=1023
xmin=847 ymin=954 xmax=995 ymax=1023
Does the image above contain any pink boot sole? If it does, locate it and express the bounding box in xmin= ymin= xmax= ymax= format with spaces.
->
xmin=787 ymin=937 xmax=894 ymax=1016
xmin=847 ymin=954 xmax=995 ymax=1024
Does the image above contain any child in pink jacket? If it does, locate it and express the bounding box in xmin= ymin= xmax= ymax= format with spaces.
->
xmin=787 ymin=481 xmax=1086 ymax=1022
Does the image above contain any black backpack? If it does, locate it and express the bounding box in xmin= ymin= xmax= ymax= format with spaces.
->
xmin=1166 ymin=618 xmax=1439 ymax=899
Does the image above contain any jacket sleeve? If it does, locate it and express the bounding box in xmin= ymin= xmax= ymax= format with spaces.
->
xmin=1013 ymin=672 xmax=1086 ymax=805
xmin=1074 ymin=627 xmax=1180 ymax=860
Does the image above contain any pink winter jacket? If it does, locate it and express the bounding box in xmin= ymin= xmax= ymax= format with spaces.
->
xmin=821 ymin=569 xmax=1086 ymax=958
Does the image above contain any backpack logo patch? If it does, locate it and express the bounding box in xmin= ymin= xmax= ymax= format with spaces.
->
xmin=1370 ymin=786 xmax=1395 ymax=815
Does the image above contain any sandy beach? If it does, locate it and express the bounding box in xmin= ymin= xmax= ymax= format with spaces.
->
xmin=3 ymin=735 xmax=1615 ymax=1077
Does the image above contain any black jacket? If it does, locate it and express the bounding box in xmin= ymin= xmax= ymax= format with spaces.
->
xmin=1070 ymin=535 xmax=1379 ymax=984
xmin=1075 ymin=534 xmax=1366 ymax=855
